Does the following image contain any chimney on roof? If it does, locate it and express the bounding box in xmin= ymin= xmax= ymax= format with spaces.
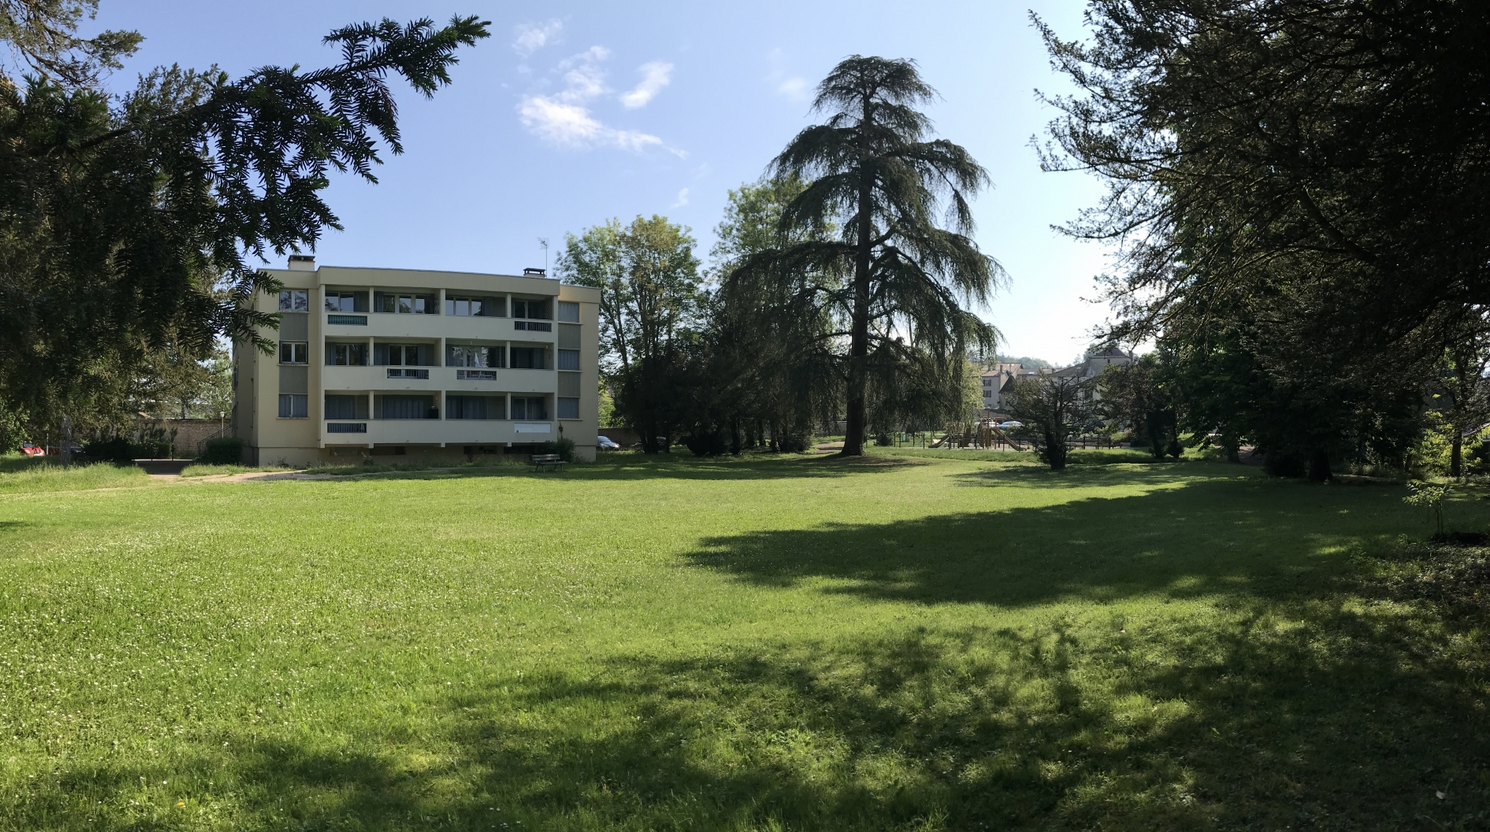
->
xmin=523 ymin=267 xmax=546 ymax=276
xmin=288 ymin=255 xmax=316 ymax=271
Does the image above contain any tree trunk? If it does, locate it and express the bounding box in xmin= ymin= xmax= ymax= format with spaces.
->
xmin=60 ymin=414 xmax=73 ymax=467
xmin=1308 ymin=449 xmax=1332 ymax=482
xmin=1451 ymin=432 xmax=1464 ymax=479
xmin=841 ymin=155 xmax=875 ymax=457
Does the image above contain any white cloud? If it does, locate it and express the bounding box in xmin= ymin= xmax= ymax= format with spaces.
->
xmin=766 ymin=48 xmax=813 ymax=103
xmin=776 ymin=77 xmax=811 ymax=102
xmin=620 ymin=61 xmax=673 ymax=109
xmin=517 ymin=46 xmax=669 ymax=153
xmin=672 ymin=188 xmax=690 ymax=208
xmin=513 ymin=20 xmax=562 ymax=57
xmin=518 ymin=96 xmax=664 ymax=151
xmin=557 ymin=45 xmax=611 ymax=72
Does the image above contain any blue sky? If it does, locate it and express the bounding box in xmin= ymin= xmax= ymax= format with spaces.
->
xmin=92 ymin=1 xmax=1112 ymax=364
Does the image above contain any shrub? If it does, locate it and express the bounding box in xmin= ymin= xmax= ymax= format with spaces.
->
xmin=133 ymin=439 xmax=171 ymax=459
xmin=776 ymin=432 xmax=813 ymax=453
xmin=685 ymin=430 xmax=729 ymax=457
xmin=537 ymin=437 xmax=576 ymax=462
xmin=82 ymin=437 xmax=133 ymax=464
xmin=203 ymin=436 xmax=246 ymax=465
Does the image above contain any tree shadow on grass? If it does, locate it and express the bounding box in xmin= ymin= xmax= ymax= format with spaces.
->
xmin=310 ymin=454 xmax=925 ymax=485
xmin=681 ymin=475 xmax=1436 ymax=609
xmin=20 ymin=603 xmax=1487 ymax=830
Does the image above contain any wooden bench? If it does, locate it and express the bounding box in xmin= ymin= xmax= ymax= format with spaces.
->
xmin=530 ymin=453 xmax=567 ymax=472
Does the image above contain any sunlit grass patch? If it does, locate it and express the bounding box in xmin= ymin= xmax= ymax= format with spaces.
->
xmin=0 ymin=459 xmax=148 ymax=493
xmin=0 ymin=453 xmax=1485 ymax=829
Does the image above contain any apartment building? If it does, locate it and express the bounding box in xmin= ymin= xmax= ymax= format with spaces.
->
xmin=233 ymin=257 xmax=601 ymax=466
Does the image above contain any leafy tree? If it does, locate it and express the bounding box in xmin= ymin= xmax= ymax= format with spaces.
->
xmin=558 ymin=215 xmax=703 ymax=452
xmin=710 ymin=176 xmax=839 ymax=451
xmin=1038 ymin=0 xmax=1490 ymax=359
xmin=1004 ymin=374 xmax=1097 ymax=471
xmin=1038 ymin=0 xmax=1490 ymax=480
xmin=740 ymin=55 xmax=1004 ymax=456
xmin=0 ymin=8 xmax=489 ymax=457
xmin=1428 ymin=325 xmax=1490 ymax=479
xmin=0 ymin=0 xmax=141 ymax=88
xmin=1098 ymin=353 xmax=1179 ymax=460
xmin=597 ymin=377 xmax=616 ymax=429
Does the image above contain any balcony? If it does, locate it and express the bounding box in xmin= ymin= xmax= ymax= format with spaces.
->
xmin=448 ymin=368 xmax=552 ymax=394
xmin=322 ymin=313 xmax=557 ymax=342
xmin=322 ymin=365 xmax=555 ymax=393
xmin=320 ymin=419 xmax=555 ymax=446
xmin=323 ymin=365 xmax=439 ymax=391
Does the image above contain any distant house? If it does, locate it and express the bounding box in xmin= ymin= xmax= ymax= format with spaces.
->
xmin=979 ymin=362 xmax=1041 ymax=412
xmin=1063 ymin=346 xmax=1133 ymax=379
xmin=986 ymin=348 xmax=1134 ymax=414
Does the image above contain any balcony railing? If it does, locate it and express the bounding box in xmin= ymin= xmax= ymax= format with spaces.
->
xmin=514 ymin=320 xmax=551 ymax=332
xmin=456 ymin=369 xmax=498 ymax=380
xmin=327 ymin=314 xmax=367 ymax=325
xmin=326 ymin=422 xmax=367 ymax=433
xmin=386 ymin=368 xmax=430 ymax=379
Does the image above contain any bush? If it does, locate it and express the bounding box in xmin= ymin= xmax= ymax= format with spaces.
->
xmin=203 ymin=437 xmax=246 ymax=465
xmin=537 ymin=437 xmax=576 ymax=462
xmin=685 ymin=429 xmax=729 ymax=457
xmin=134 ymin=439 xmax=171 ymax=459
xmin=776 ymin=432 xmax=813 ymax=453
xmin=82 ymin=437 xmax=133 ymax=464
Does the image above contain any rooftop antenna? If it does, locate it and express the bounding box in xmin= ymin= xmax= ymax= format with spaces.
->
xmin=538 ymin=237 xmax=549 ymax=274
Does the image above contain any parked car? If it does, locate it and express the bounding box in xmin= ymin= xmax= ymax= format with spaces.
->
xmin=19 ymin=442 xmax=44 ymax=457
xmin=597 ymin=436 xmax=621 ymax=451
xmin=996 ymin=421 xmax=1023 ymax=430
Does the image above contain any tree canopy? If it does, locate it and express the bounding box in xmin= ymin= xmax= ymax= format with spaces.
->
xmin=1040 ymin=0 xmax=1490 ymax=477
xmin=557 ymin=215 xmax=703 ymax=453
xmin=0 ymin=6 xmax=488 ymax=435
xmin=1039 ymin=0 xmax=1490 ymax=355
xmin=734 ymin=55 xmax=1004 ymax=456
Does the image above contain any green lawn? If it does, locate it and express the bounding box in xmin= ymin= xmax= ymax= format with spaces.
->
xmin=1 ymin=453 xmax=1486 ymax=830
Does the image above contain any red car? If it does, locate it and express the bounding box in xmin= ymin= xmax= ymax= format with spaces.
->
xmin=19 ymin=443 xmax=45 ymax=457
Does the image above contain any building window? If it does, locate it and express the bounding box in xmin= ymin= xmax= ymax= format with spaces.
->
xmin=444 ymin=296 xmax=502 ymax=317
xmin=327 ymin=343 xmax=367 ymax=366
xmin=374 ymin=292 xmax=437 ymax=314
xmin=510 ymin=347 xmax=546 ymax=369
xmin=325 ymin=395 xmax=368 ymax=420
xmin=448 ymin=395 xmax=504 ymax=420
xmin=279 ymin=290 xmax=309 ymax=311
xmin=556 ymin=349 xmax=580 ymax=371
xmin=446 ymin=345 xmax=501 ymax=368
xmin=511 ymin=298 xmax=549 ymax=320
xmin=279 ymin=341 xmax=308 ymax=364
xmin=380 ymin=395 xmax=437 ymax=420
xmin=373 ymin=343 xmax=432 ymax=366
xmin=324 ymin=292 xmax=364 ymax=312
xmin=557 ymin=301 xmax=580 ymax=323
xmin=557 ymin=397 xmax=579 ymax=419
xmin=510 ymin=396 xmax=547 ymax=420
xmin=278 ymin=394 xmax=308 ymax=418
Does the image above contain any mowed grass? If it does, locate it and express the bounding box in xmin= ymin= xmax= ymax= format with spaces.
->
xmin=0 ymin=453 xmax=1487 ymax=830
